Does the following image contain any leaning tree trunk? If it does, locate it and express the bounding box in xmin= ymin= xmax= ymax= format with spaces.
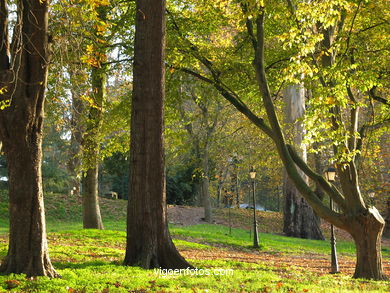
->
xmin=282 ymin=85 xmax=324 ymax=240
xmin=0 ymin=0 xmax=57 ymax=277
xmin=347 ymin=208 xmax=386 ymax=280
xmin=124 ymin=0 xmax=191 ymax=269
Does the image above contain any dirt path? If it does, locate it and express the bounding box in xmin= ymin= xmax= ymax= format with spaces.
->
xmin=180 ymin=246 xmax=390 ymax=277
xmin=168 ymin=205 xmax=390 ymax=247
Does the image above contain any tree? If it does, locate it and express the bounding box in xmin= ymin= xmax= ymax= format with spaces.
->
xmin=173 ymin=78 xmax=224 ymax=222
xmin=0 ymin=0 xmax=57 ymax=277
xmin=123 ymin=0 xmax=191 ymax=269
xmin=282 ymin=85 xmax=324 ymax=240
xmin=169 ymin=0 xmax=389 ymax=280
xmin=80 ymin=2 xmax=113 ymax=230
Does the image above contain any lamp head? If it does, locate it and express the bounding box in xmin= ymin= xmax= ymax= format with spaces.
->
xmin=249 ymin=166 xmax=256 ymax=179
xmin=324 ymin=167 xmax=336 ymax=182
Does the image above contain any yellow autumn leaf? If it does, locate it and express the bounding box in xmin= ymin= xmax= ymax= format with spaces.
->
xmin=0 ymin=86 xmax=7 ymax=95
xmin=325 ymin=97 xmax=335 ymax=105
xmin=86 ymin=44 xmax=94 ymax=54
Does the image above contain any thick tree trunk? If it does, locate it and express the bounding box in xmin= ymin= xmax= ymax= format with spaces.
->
xmin=0 ymin=0 xmax=57 ymax=277
xmin=283 ymin=177 xmax=324 ymax=239
xmin=124 ymin=0 xmax=191 ymax=269
xmin=0 ymin=142 xmax=57 ymax=277
xmin=82 ymin=167 xmax=104 ymax=229
xmin=282 ymin=85 xmax=324 ymax=240
xmin=347 ymin=208 xmax=387 ymax=280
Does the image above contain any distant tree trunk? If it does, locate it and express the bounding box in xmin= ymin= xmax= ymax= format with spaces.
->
xmin=81 ymin=6 xmax=108 ymax=230
xmin=82 ymin=167 xmax=104 ymax=229
xmin=67 ymin=83 xmax=84 ymax=196
xmin=201 ymin=147 xmax=212 ymax=222
xmin=193 ymin=181 xmax=202 ymax=206
xmin=124 ymin=0 xmax=191 ymax=269
xmin=216 ymin=173 xmax=223 ymax=207
xmin=383 ymin=198 xmax=390 ymax=238
xmin=283 ymin=85 xmax=324 ymax=240
xmin=0 ymin=0 xmax=57 ymax=277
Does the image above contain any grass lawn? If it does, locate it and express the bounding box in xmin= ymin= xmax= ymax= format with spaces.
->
xmin=0 ymin=192 xmax=389 ymax=292
xmin=0 ymin=222 xmax=389 ymax=292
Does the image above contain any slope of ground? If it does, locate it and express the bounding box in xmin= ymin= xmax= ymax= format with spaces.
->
xmin=1 ymin=191 xmax=389 ymax=245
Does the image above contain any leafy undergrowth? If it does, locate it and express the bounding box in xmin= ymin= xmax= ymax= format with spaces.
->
xmin=0 ymin=227 xmax=389 ymax=292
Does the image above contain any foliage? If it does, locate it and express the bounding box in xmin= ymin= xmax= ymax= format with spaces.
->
xmin=166 ymin=164 xmax=196 ymax=205
xmin=101 ymin=152 xmax=129 ymax=199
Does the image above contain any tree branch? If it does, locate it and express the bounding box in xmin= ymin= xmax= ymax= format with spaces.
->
xmin=287 ymin=144 xmax=346 ymax=211
xmin=252 ymin=10 xmax=346 ymax=228
xmin=168 ymin=65 xmax=275 ymax=139
xmin=369 ymin=87 xmax=389 ymax=106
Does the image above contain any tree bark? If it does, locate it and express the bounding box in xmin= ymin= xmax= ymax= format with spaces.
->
xmin=0 ymin=143 xmax=57 ymax=277
xmin=80 ymin=6 xmax=108 ymax=230
xmin=0 ymin=0 xmax=57 ymax=277
xmin=124 ymin=0 xmax=191 ymax=269
xmin=347 ymin=208 xmax=386 ymax=280
xmin=283 ymin=85 xmax=324 ymax=240
xmin=283 ymin=177 xmax=324 ymax=239
xmin=82 ymin=167 xmax=104 ymax=229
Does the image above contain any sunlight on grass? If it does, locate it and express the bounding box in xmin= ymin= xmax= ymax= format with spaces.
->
xmin=0 ymin=225 xmax=389 ymax=292
xmin=170 ymin=224 xmax=362 ymax=256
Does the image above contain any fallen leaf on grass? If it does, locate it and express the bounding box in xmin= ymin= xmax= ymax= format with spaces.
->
xmin=5 ymin=279 xmax=20 ymax=289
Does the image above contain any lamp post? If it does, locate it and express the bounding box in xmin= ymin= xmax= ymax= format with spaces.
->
xmin=324 ymin=167 xmax=339 ymax=274
xmin=249 ymin=166 xmax=259 ymax=248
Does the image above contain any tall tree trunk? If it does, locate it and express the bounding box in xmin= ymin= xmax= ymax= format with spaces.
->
xmin=81 ymin=74 xmax=105 ymax=229
xmin=81 ymin=6 xmax=108 ymax=230
xmin=0 ymin=0 xmax=57 ymax=277
xmin=282 ymin=85 xmax=324 ymax=240
xmin=124 ymin=0 xmax=191 ymax=269
xmin=1 ymin=142 xmax=57 ymax=277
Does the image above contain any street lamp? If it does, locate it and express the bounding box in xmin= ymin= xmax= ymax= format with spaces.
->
xmin=249 ymin=166 xmax=259 ymax=248
xmin=324 ymin=167 xmax=340 ymax=274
